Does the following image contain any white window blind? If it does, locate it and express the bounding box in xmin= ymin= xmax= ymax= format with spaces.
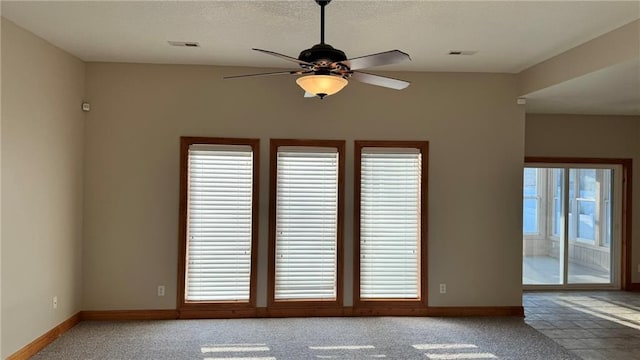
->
xmin=360 ymin=147 xmax=422 ymax=299
xmin=186 ymin=144 xmax=253 ymax=301
xmin=274 ymin=147 xmax=339 ymax=300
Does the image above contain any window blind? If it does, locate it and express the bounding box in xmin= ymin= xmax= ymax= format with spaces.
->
xmin=186 ymin=144 xmax=253 ymax=301
xmin=274 ymin=147 xmax=339 ymax=300
xmin=360 ymin=147 xmax=421 ymax=299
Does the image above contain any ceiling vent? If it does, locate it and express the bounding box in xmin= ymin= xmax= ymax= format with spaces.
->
xmin=448 ymin=50 xmax=477 ymax=56
xmin=168 ymin=41 xmax=200 ymax=48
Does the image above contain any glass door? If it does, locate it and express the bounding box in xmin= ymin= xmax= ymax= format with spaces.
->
xmin=567 ymin=168 xmax=613 ymax=284
xmin=523 ymin=165 xmax=620 ymax=288
xmin=523 ymin=168 xmax=565 ymax=285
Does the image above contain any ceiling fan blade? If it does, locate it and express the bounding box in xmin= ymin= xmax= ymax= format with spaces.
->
xmin=224 ymin=70 xmax=306 ymax=79
xmin=253 ymin=48 xmax=314 ymax=66
xmin=304 ymin=92 xmax=316 ymax=98
xmin=351 ymin=71 xmax=410 ymax=90
xmin=345 ymin=50 xmax=411 ymax=70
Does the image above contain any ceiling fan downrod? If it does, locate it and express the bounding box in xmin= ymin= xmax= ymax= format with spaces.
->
xmin=316 ymin=0 xmax=331 ymax=44
xmin=297 ymin=0 xmax=346 ymax=66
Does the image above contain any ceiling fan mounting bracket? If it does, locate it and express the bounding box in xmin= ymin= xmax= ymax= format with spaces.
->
xmin=315 ymin=0 xmax=332 ymax=6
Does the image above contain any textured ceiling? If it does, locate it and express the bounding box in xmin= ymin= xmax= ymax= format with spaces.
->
xmin=2 ymin=0 xmax=639 ymax=115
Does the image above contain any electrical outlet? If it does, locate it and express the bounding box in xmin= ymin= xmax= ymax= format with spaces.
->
xmin=439 ymin=284 xmax=446 ymax=294
xmin=157 ymin=285 xmax=165 ymax=297
xmin=53 ymin=296 xmax=58 ymax=309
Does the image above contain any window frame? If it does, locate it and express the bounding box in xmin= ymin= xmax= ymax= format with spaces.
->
xmin=267 ymin=139 xmax=345 ymax=310
xmin=177 ymin=137 xmax=260 ymax=315
xmin=353 ymin=140 xmax=429 ymax=310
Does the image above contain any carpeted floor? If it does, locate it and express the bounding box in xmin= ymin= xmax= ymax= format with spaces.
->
xmin=32 ymin=316 xmax=580 ymax=359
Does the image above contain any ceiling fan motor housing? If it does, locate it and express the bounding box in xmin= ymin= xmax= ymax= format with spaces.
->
xmin=298 ymin=43 xmax=347 ymax=68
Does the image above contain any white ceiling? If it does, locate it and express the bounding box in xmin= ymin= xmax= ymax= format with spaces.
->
xmin=2 ymin=0 xmax=639 ymax=115
xmin=526 ymin=58 xmax=640 ymax=116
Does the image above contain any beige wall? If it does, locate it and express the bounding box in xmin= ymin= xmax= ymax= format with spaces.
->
xmin=0 ymin=13 xmax=4 ymax=359
xmin=525 ymin=114 xmax=640 ymax=283
xmin=83 ymin=62 xmax=525 ymax=310
xmin=518 ymin=19 xmax=640 ymax=95
xmin=3 ymin=15 xmax=639 ymax=359
xmin=1 ymin=19 xmax=85 ymax=357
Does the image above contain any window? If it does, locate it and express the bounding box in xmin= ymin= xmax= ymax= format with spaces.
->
xmin=354 ymin=141 xmax=428 ymax=307
xmin=268 ymin=139 xmax=345 ymax=306
xmin=551 ymin=170 xmax=563 ymax=237
xmin=178 ymin=137 xmax=259 ymax=311
xmin=569 ymin=169 xmax=594 ymax=241
xmin=523 ymin=168 xmax=540 ymax=234
xmin=603 ymin=170 xmax=611 ymax=247
xmin=524 ymin=167 xmax=611 ymax=246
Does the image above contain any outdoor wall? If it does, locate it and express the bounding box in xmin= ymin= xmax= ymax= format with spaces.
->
xmin=1 ymin=19 xmax=85 ymax=358
xmin=83 ymin=62 xmax=525 ymax=310
xmin=525 ymin=114 xmax=640 ymax=283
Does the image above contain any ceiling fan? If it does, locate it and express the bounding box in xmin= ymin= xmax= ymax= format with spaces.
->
xmin=224 ymin=0 xmax=411 ymax=99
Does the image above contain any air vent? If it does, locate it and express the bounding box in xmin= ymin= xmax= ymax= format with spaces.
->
xmin=168 ymin=41 xmax=200 ymax=48
xmin=448 ymin=50 xmax=477 ymax=56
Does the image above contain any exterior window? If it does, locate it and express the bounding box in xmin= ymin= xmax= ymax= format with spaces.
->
xmin=604 ymin=171 xmax=611 ymax=247
xmin=178 ymin=137 xmax=259 ymax=308
xmin=552 ymin=170 xmax=563 ymax=237
xmin=523 ymin=168 xmax=539 ymax=234
xmin=568 ymin=169 xmax=598 ymax=243
xmin=523 ymin=167 xmax=612 ymax=247
xmin=354 ymin=141 xmax=428 ymax=306
xmin=269 ymin=139 xmax=345 ymax=305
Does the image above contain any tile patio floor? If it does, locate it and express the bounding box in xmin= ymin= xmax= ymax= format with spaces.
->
xmin=524 ymin=256 xmax=611 ymax=285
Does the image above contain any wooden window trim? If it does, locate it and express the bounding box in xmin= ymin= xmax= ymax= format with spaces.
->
xmin=268 ymin=139 xmax=346 ymax=310
xmin=177 ymin=136 xmax=260 ymax=312
xmin=353 ymin=140 xmax=429 ymax=309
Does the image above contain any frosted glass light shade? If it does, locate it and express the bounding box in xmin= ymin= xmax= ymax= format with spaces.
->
xmin=296 ymin=75 xmax=348 ymax=98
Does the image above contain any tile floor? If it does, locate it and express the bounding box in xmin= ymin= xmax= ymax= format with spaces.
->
xmin=524 ymin=291 xmax=640 ymax=360
xmin=523 ymin=256 xmax=611 ymax=285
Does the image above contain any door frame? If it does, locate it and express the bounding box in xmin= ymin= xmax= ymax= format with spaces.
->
xmin=524 ymin=157 xmax=632 ymax=290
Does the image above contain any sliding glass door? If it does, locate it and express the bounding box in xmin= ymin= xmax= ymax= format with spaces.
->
xmin=523 ymin=165 xmax=621 ymax=288
xmin=523 ymin=167 xmax=564 ymax=285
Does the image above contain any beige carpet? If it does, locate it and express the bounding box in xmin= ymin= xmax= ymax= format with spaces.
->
xmin=33 ymin=316 xmax=580 ymax=359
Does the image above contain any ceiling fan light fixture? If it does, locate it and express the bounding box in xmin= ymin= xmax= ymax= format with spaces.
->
xmin=224 ymin=0 xmax=411 ymax=97
xmin=296 ymin=75 xmax=348 ymax=99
